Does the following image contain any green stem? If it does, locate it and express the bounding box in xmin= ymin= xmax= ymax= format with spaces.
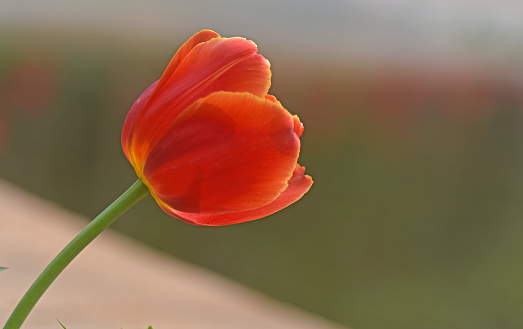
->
xmin=3 ymin=179 xmax=150 ymax=329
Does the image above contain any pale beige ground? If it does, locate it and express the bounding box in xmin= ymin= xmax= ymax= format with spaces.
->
xmin=0 ymin=180 xmax=348 ymax=329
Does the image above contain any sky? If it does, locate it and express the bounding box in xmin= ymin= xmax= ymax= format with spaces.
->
xmin=1 ymin=0 xmax=523 ymax=64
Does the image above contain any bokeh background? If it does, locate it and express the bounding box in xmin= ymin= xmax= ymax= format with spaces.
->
xmin=2 ymin=1 xmax=523 ymax=328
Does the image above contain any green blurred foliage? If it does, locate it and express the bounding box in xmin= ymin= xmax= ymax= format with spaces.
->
xmin=1 ymin=31 xmax=523 ymax=329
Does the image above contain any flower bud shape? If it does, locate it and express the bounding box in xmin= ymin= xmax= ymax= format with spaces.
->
xmin=122 ymin=30 xmax=312 ymax=225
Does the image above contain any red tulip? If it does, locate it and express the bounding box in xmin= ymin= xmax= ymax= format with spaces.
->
xmin=121 ymin=30 xmax=312 ymax=225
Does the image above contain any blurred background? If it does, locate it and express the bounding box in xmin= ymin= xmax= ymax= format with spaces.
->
xmin=1 ymin=0 xmax=523 ymax=328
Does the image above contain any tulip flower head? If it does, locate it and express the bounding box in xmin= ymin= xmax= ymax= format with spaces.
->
xmin=122 ymin=30 xmax=312 ymax=225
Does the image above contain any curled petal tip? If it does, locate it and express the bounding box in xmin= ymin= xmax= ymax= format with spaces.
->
xmin=292 ymin=115 xmax=304 ymax=137
xmin=265 ymin=94 xmax=280 ymax=104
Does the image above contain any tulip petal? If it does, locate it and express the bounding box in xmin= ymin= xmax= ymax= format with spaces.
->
xmin=130 ymin=36 xmax=271 ymax=167
xmin=122 ymin=31 xmax=220 ymax=167
xmin=154 ymin=30 xmax=220 ymax=93
xmin=161 ymin=164 xmax=313 ymax=226
xmin=143 ymin=91 xmax=300 ymax=215
xmin=121 ymin=80 xmax=158 ymax=166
